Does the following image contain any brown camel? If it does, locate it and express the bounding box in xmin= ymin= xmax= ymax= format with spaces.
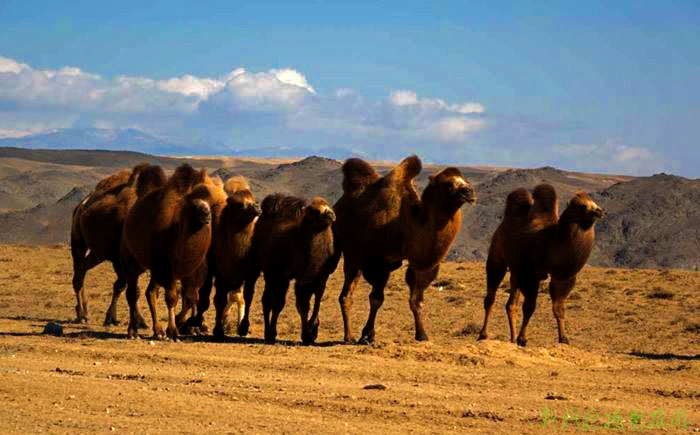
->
xmin=70 ymin=163 xmax=166 ymax=325
xmin=335 ymin=155 xmax=477 ymax=343
xmin=241 ymin=193 xmax=338 ymax=344
xmin=182 ymin=176 xmax=261 ymax=338
xmin=120 ymin=163 xmax=226 ymax=339
xmin=478 ymin=184 xmax=604 ymax=346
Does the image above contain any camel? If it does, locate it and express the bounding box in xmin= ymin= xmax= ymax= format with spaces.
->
xmin=70 ymin=163 xmax=166 ymax=325
xmin=182 ymin=176 xmax=261 ymax=339
xmin=120 ymin=163 xmax=226 ymax=340
xmin=478 ymin=184 xmax=604 ymax=346
xmin=241 ymin=193 xmax=338 ymax=344
xmin=335 ymin=155 xmax=477 ymax=343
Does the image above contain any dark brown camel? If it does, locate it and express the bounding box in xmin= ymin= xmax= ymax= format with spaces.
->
xmin=241 ymin=193 xmax=338 ymax=344
xmin=182 ymin=176 xmax=261 ymax=338
xmin=120 ymin=164 xmax=226 ymax=339
xmin=335 ymin=155 xmax=477 ymax=343
xmin=478 ymin=184 xmax=604 ymax=346
xmin=70 ymin=163 xmax=166 ymax=325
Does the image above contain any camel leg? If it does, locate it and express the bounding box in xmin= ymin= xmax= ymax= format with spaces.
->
xmin=212 ymin=280 xmax=232 ymax=341
xmin=186 ymin=269 xmax=214 ymax=333
xmin=71 ymin=248 xmax=101 ymax=323
xmin=295 ymin=274 xmax=327 ymax=345
xmin=122 ymin=255 xmax=144 ymax=339
xmin=262 ymin=276 xmax=289 ymax=344
xmin=478 ymin=255 xmax=507 ymax=340
xmin=516 ymin=280 xmax=540 ymax=347
xmin=406 ymin=265 xmax=440 ymax=342
xmin=104 ymin=270 xmax=126 ymax=326
xmin=306 ymin=274 xmax=329 ymax=344
xmin=550 ymin=276 xmax=576 ymax=345
xmin=145 ymin=278 xmax=165 ymax=339
xmin=295 ymin=283 xmax=312 ymax=345
xmin=338 ymin=262 xmax=361 ymax=343
xmin=238 ymin=268 xmax=260 ymax=337
xmin=505 ymin=274 xmax=523 ymax=343
xmin=223 ymin=287 xmax=245 ymax=335
xmin=163 ymin=281 xmax=180 ymax=341
xmin=359 ymin=266 xmax=390 ymax=344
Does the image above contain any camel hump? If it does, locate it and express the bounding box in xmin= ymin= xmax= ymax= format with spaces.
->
xmin=168 ymin=163 xmax=207 ymax=194
xmin=224 ymin=175 xmax=250 ymax=196
xmin=135 ymin=165 xmax=167 ymax=197
xmin=531 ymin=183 xmax=558 ymax=214
xmin=127 ymin=162 xmax=152 ymax=186
xmin=394 ymin=155 xmax=422 ymax=182
xmin=260 ymin=193 xmax=306 ymax=221
xmin=504 ymin=187 xmax=533 ymax=218
xmin=342 ymin=158 xmax=380 ymax=195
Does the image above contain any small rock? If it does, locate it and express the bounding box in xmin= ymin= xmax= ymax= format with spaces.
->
xmin=42 ymin=322 xmax=63 ymax=337
xmin=363 ymin=384 xmax=387 ymax=390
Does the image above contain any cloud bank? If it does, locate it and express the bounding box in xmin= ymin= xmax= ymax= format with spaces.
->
xmin=0 ymin=55 xmax=668 ymax=175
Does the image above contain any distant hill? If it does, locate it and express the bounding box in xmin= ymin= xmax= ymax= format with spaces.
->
xmin=0 ymin=147 xmax=698 ymax=270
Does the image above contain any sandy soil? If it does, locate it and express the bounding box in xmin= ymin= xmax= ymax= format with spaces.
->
xmin=0 ymin=245 xmax=698 ymax=434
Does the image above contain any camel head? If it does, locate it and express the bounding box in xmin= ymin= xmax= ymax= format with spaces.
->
xmin=427 ymin=167 xmax=477 ymax=209
xmin=566 ymin=192 xmax=605 ymax=230
xmin=187 ymin=198 xmax=212 ymax=228
xmin=223 ymin=176 xmax=261 ymax=223
xmin=304 ymin=197 xmax=336 ymax=231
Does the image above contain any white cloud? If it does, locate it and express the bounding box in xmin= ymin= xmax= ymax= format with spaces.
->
xmin=0 ymin=56 xmax=28 ymax=74
xmin=0 ymin=54 xmax=489 ymax=158
xmin=0 ymin=128 xmax=32 ymax=138
xmin=553 ymin=140 xmax=664 ymax=175
xmin=389 ymin=90 xmax=419 ymax=106
xmin=157 ymin=74 xmax=224 ymax=98
xmin=389 ymin=89 xmax=485 ymax=114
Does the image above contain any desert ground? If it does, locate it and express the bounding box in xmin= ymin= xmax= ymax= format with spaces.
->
xmin=0 ymin=244 xmax=698 ymax=433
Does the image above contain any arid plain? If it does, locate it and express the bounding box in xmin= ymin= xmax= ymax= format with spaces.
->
xmin=0 ymin=149 xmax=698 ymax=433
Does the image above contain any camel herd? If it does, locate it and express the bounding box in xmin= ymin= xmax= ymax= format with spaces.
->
xmin=70 ymin=155 xmax=604 ymax=346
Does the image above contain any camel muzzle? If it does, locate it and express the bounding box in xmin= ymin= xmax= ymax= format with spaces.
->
xmin=591 ymin=206 xmax=605 ymax=219
xmin=458 ymin=186 xmax=477 ymax=205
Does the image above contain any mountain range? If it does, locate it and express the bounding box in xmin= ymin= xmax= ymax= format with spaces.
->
xmin=0 ymin=146 xmax=698 ymax=270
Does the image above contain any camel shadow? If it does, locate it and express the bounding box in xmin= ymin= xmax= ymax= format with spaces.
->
xmin=3 ymin=315 xmax=75 ymax=324
xmin=179 ymin=334 xmax=347 ymax=347
xmin=629 ymin=351 xmax=700 ymax=361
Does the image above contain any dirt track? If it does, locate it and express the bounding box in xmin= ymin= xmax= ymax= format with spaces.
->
xmin=0 ymin=245 xmax=698 ymax=433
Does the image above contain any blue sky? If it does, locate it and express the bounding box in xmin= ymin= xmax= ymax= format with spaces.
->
xmin=0 ymin=1 xmax=698 ymax=176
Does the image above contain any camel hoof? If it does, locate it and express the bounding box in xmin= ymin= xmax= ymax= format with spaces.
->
xmin=212 ymin=326 xmax=226 ymax=342
xmin=237 ymin=320 xmax=250 ymax=337
xmin=127 ymin=327 xmax=139 ymax=339
xmin=342 ymin=336 xmax=356 ymax=345
xmin=358 ymin=335 xmax=374 ymax=345
xmin=103 ymin=314 xmax=119 ymax=327
xmin=477 ymin=332 xmax=488 ymax=341
xmin=264 ymin=330 xmax=277 ymax=344
xmin=559 ymin=336 xmax=570 ymax=345
xmin=74 ymin=317 xmax=89 ymax=324
xmin=415 ymin=332 xmax=429 ymax=342
xmin=198 ymin=323 xmax=210 ymax=334
xmin=516 ymin=336 xmax=528 ymax=347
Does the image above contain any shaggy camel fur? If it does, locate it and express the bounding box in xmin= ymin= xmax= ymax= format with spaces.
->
xmin=335 ymin=155 xmax=476 ymax=343
xmin=478 ymin=184 xmax=604 ymax=346
xmin=242 ymin=193 xmax=338 ymax=344
xmin=182 ymin=176 xmax=261 ymax=338
xmin=121 ymin=164 xmax=226 ymax=339
xmin=70 ymin=163 xmax=166 ymax=325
